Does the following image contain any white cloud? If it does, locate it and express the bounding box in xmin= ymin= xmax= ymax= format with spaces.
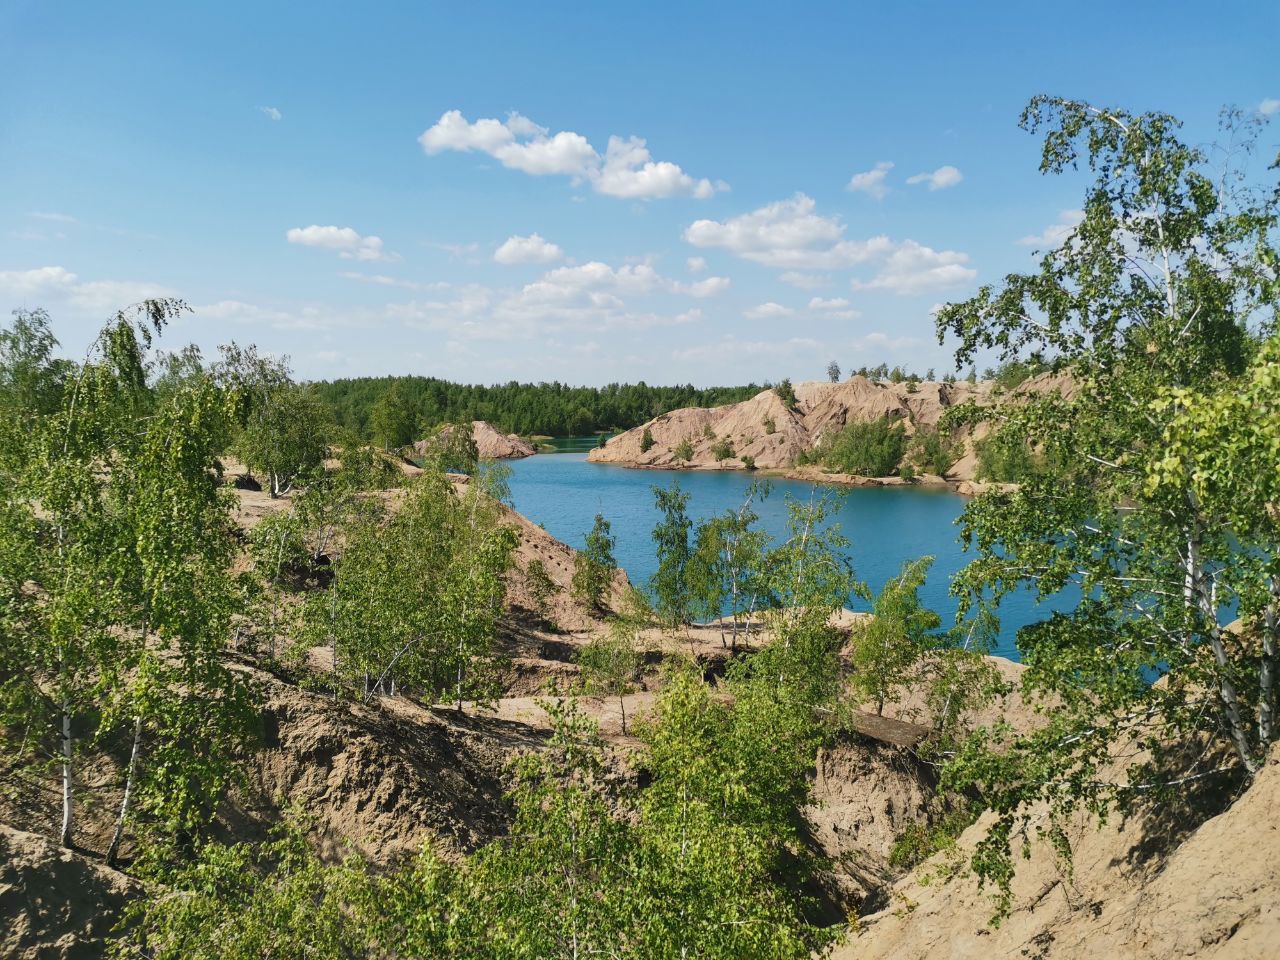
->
xmin=1018 ymin=209 xmax=1085 ymax=248
xmin=743 ymin=302 xmax=795 ymax=320
xmin=595 ymin=136 xmax=720 ymax=199
xmin=808 ymin=296 xmax=850 ymax=310
xmin=196 ymin=299 xmax=326 ymax=331
xmin=1260 ymin=98 xmax=1280 ymax=116
xmin=0 ymin=266 xmax=176 ymax=313
xmin=29 ymin=211 xmax=77 ymax=223
xmin=680 ymin=276 xmax=730 ymax=298
xmin=778 ymin=271 xmax=828 ymax=289
xmin=0 ymin=265 xmax=78 ymax=295
xmin=674 ymin=335 xmax=821 ymax=365
xmin=685 ymin=194 xmax=893 ymax=269
xmin=338 ymin=272 xmax=444 ymax=291
xmin=418 ymin=109 xmax=723 ymax=199
xmin=286 ymin=225 xmax=400 ymax=263
xmin=852 ymin=241 xmax=975 ymax=295
xmin=494 ymin=233 xmax=564 ymax=265
xmin=847 ymin=161 xmax=894 ymax=199
xmin=686 ymin=256 xmax=707 ymax=274
xmin=906 ymin=165 xmax=963 ymax=191
xmin=258 ymin=106 xmax=282 ymax=121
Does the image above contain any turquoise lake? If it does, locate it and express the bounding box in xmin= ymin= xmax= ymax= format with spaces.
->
xmin=505 ymin=452 xmax=1070 ymax=660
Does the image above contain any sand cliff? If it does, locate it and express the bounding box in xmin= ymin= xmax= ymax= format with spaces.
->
xmin=588 ymin=373 xmax=1070 ymax=485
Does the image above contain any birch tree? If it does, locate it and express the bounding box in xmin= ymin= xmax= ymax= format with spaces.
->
xmin=935 ymin=96 xmax=1280 ymax=916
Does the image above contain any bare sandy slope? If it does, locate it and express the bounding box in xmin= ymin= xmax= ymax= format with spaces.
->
xmin=413 ymin=420 xmax=536 ymax=460
xmin=841 ymin=745 xmax=1279 ymax=960
xmin=588 ymin=372 xmax=1072 ymax=484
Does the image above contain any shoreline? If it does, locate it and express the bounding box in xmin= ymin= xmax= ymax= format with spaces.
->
xmin=564 ymin=452 xmax=1009 ymax=497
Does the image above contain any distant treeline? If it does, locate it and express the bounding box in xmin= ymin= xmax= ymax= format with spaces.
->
xmin=308 ymin=376 xmax=765 ymax=439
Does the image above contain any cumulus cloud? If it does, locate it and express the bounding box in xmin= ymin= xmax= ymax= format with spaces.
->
xmin=1018 ymin=209 xmax=1085 ymax=248
xmin=686 ymin=256 xmax=707 ymax=274
xmin=743 ymin=302 xmax=795 ymax=320
xmin=258 ymin=106 xmax=282 ymax=121
xmin=494 ymin=233 xmax=564 ymax=265
xmin=286 ymin=225 xmax=400 ymax=263
xmin=847 ymin=161 xmax=894 ymax=199
xmin=808 ymin=296 xmax=850 ymax=310
xmin=418 ymin=109 xmax=723 ymax=199
xmin=906 ymin=165 xmax=963 ymax=191
xmin=778 ymin=271 xmax=828 ymax=289
xmin=1260 ymin=98 xmax=1280 ymax=116
xmin=851 ymin=241 xmax=975 ymax=295
xmin=685 ymin=194 xmax=893 ymax=270
xmin=0 ymin=266 xmax=177 ymax=313
xmin=680 ymin=276 xmax=730 ymax=298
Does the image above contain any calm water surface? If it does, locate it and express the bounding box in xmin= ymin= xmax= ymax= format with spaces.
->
xmin=506 ymin=452 xmax=1070 ymax=660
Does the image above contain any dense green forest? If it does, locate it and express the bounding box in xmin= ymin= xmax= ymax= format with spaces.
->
xmin=309 ymin=375 xmax=766 ymax=439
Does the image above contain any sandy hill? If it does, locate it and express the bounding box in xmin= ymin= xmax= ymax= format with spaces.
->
xmin=588 ymin=373 xmax=1068 ymax=484
xmin=414 ymin=420 xmax=536 ymax=460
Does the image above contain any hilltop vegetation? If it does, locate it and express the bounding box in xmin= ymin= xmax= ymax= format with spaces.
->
xmin=309 ymin=375 xmax=768 ymax=442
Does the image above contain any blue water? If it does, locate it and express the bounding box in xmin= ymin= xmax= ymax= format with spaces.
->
xmin=506 ymin=453 xmax=1069 ymax=660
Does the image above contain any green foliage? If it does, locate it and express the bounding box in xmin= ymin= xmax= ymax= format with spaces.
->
xmin=905 ymin=426 xmax=960 ymax=476
xmin=888 ymin=805 xmax=977 ymax=872
xmin=218 ymin=345 xmax=328 ymax=497
xmin=113 ymin=825 xmax=377 ymax=960
xmin=523 ymin=558 xmax=559 ymax=624
xmin=672 ymin=437 xmax=694 ymax=462
xmin=774 ymin=377 xmax=797 ymax=408
xmin=973 ymin=428 xmax=1042 ymax=482
xmin=826 ymin=360 xmax=841 ymax=383
xmin=0 ymin=301 xmax=253 ymax=857
xmin=710 ymin=436 xmax=735 ymax=461
xmin=811 ymin=418 xmax=906 ymax=476
xmin=763 ymin=416 xmax=776 ymax=434
xmin=578 ymin=621 xmax=641 ymax=733
xmin=848 ymin=558 xmax=940 ymax=715
xmin=572 ymin=513 xmax=617 ymax=611
xmin=741 ymin=453 xmax=756 ymax=470
xmin=309 ymin=376 xmax=763 ymax=439
xmin=934 ymin=96 xmax=1280 ymax=920
xmin=369 ymin=381 xmax=419 ymax=450
xmin=639 ymin=426 xmax=655 ymax=453
xmin=301 ymin=466 xmax=517 ymax=707
xmin=649 ymin=481 xmax=694 ymax=627
xmin=688 ymin=484 xmax=775 ymax=649
xmin=0 ymin=308 xmax=71 ymax=417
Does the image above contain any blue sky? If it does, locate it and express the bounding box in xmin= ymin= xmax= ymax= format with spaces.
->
xmin=2 ymin=0 xmax=1277 ymax=385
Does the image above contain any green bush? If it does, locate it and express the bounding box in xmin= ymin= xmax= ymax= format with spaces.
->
xmin=672 ymin=438 xmax=694 ymax=462
xmin=640 ymin=427 xmax=655 ymax=453
xmin=975 ymin=430 xmax=1042 ymax=482
xmin=812 ymin=419 xmax=905 ymax=476
xmin=741 ymin=454 xmax=756 ymax=470
xmin=888 ymin=805 xmax=977 ymax=871
xmin=763 ymin=417 xmax=776 ymax=435
xmin=711 ymin=437 xmax=735 ymax=461
xmin=906 ymin=427 xmax=960 ymax=476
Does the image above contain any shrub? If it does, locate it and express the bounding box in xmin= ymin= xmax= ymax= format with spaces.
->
xmin=672 ymin=438 xmax=694 ymax=462
xmin=975 ymin=430 xmax=1040 ymax=482
xmin=711 ymin=437 xmax=735 ymax=461
xmin=763 ymin=417 xmax=776 ymax=435
xmin=741 ymin=454 xmax=756 ymax=470
xmin=702 ymin=423 xmax=715 ymax=440
xmin=812 ymin=418 xmax=906 ymax=476
xmin=639 ymin=427 xmax=655 ymax=453
xmin=906 ymin=427 xmax=960 ymax=476
xmin=888 ymin=805 xmax=977 ymax=871
xmin=774 ymin=378 xmax=796 ymax=408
